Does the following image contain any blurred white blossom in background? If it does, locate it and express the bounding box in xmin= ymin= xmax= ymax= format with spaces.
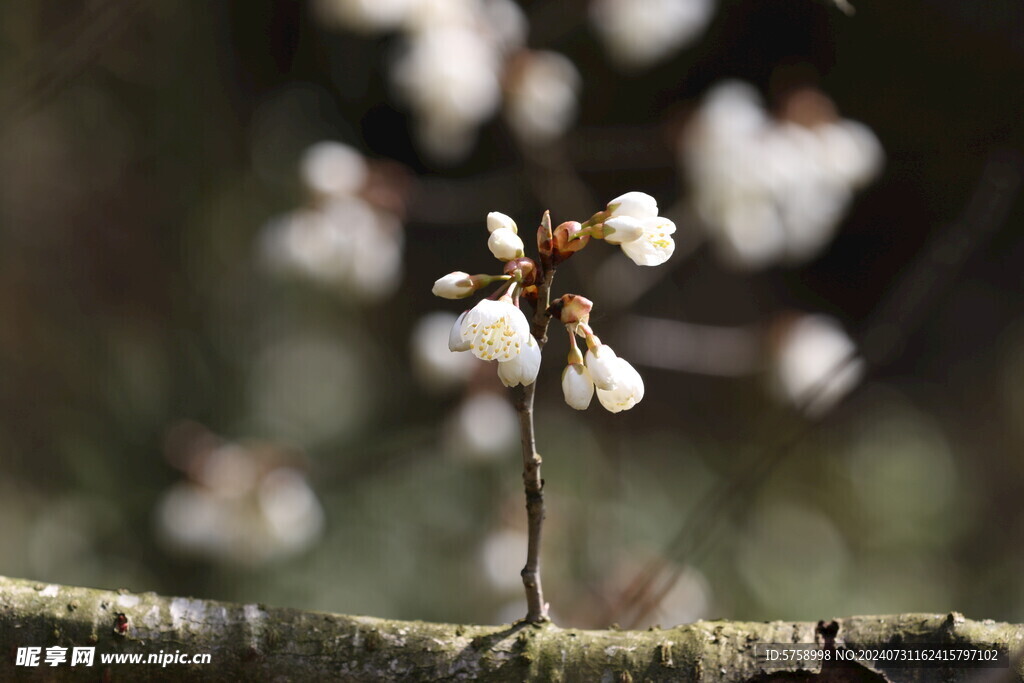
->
xmin=299 ymin=140 xmax=368 ymax=197
xmin=411 ymin=311 xmax=479 ymax=393
xmin=157 ymin=433 xmax=324 ymax=566
xmin=480 ymin=528 xmax=529 ymax=591
xmin=590 ymin=0 xmax=716 ymax=70
xmin=607 ymin=559 xmax=713 ymax=627
xmin=261 ymin=141 xmax=404 ymax=300
xmin=393 ymin=24 xmax=506 ymax=161
xmin=650 ymin=564 xmax=713 ymax=627
xmin=445 ymin=391 xmax=519 ymax=460
xmin=681 ymin=81 xmax=883 ymax=270
xmin=770 ymin=314 xmax=864 ymax=416
xmin=315 ymin=0 xmax=579 ymax=162
xmin=503 ymin=50 xmax=582 ymax=146
xmin=314 ymin=0 xmax=416 ymax=32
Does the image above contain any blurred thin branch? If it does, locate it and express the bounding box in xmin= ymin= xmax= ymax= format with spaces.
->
xmin=406 ymin=171 xmax=523 ymax=225
xmin=620 ymin=315 xmax=761 ymax=376
xmin=320 ymin=423 xmax=441 ymax=492
xmin=518 ymin=137 xmax=597 ymax=225
xmin=0 ymin=0 xmax=143 ymax=127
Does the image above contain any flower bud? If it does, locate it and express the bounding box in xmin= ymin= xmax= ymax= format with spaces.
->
xmin=503 ymin=257 xmax=537 ymax=286
xmin=432 ymin=271 xmax=475 ymax=299
xmin=537 ymin=210 xmax=554 ymax=260
xmin=552 ymin=221 xmax=589 ymax=263
xmin=487 ymin=211 xmax=518 ymax=234
xmin=488 ymin=228 xmax=525 ymax=261
xmin=595 ymin=358 xmax=644 ymax=413
xmin=548 ymin=294 xmax=593 ymax=325
xmin=585 ymin=344 xmax=619 ymax=390
xmin=561 ymin=363 xmax=595 ymax=410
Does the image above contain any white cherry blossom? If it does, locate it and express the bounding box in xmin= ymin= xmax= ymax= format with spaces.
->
xmin=602 ymin=192 xmax=676 ymax=266
xmin=458 ymin=298 xmax=532 ymax=361
xmin=619 ymin=216 xmax=676 ymax=266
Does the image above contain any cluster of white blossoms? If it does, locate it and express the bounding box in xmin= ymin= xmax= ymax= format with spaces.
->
xmin=436 ymin=219 xmax=540 ymax=387
xmin=681 ymin=81 xmax=884 ymax=270
xmin=261 ymin=141 xmax=404 ymax=301
xmin=561 ymin=316 xmax=646 ymax=413
xmin=590 ymin=0 xmax=715 ymax=70
xmin=434 ymin=212 xmax=536 ymax=386
xmin=432 ymin=192 xmax=673 ymax=412
xmin=316 ymin=0 xmax=580 ymax=162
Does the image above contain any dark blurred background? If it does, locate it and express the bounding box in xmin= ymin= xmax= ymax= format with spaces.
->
xmin=1 ymin=0 xmax=1023 ymax=629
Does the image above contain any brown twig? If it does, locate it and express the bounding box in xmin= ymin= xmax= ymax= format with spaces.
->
xmin=516 ymin=211 xmax=556 ymax=623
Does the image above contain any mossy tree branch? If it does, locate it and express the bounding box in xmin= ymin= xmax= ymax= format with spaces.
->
xmin=2 ymin=575 xmax=1022 ymax=681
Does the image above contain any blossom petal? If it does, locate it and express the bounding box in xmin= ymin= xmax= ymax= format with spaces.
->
xmin=448 ymin=311 xmax=472 ymax=352
xmin=620 ymin=216 xmax=676 ymax=266
xmin=497 ymin=335 xmax=542 ymax=386
xmin=595 ymin=358 xmax=644 ymax=412
xmin=561 ymin=363 xmax=595 ymax=410
xmin=585 ymin=344 xmax=619 ymax=390
xmin=603 ymin=216 xmax=644 ymax=245
xmin=608 ymin=191 xmax=658 ymax=219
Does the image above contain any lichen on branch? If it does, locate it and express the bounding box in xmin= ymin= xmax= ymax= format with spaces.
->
xmin=2 ymin=575 xmax=1023 ymax=682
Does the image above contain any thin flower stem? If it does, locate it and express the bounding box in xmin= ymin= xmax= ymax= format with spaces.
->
xmin=487 ymin=278 xmax=517 ymax=301
xmin=515 ymin=213 xmax=556 ymax=624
